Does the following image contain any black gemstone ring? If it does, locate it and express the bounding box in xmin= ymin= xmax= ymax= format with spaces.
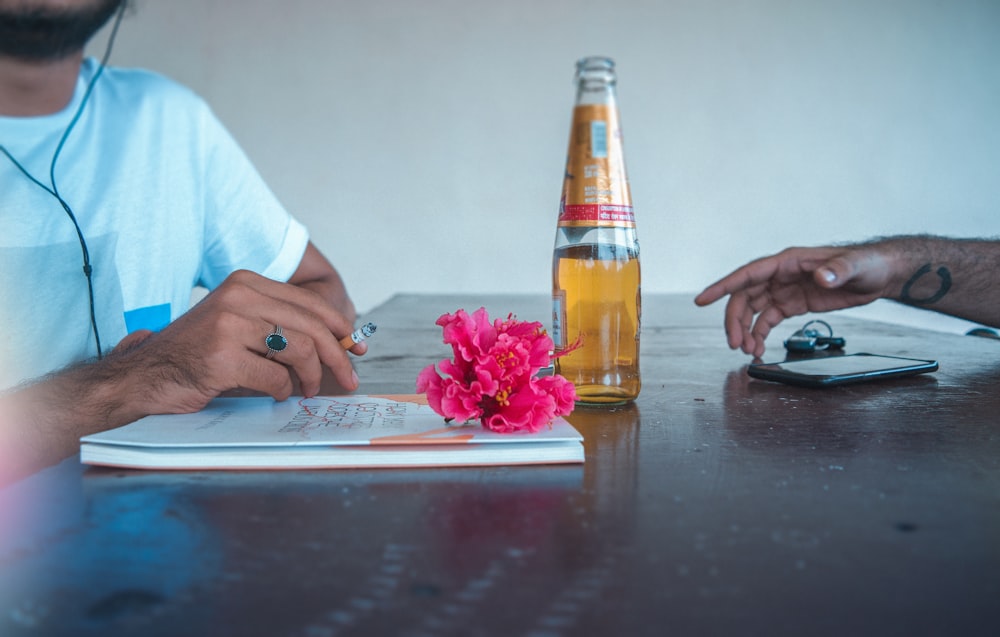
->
xmin=264 ymin=325 xmax=288 ymax=359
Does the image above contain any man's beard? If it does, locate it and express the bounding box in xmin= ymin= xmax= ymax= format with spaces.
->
xmin=0 ymin=0 xmax=125 ymax=62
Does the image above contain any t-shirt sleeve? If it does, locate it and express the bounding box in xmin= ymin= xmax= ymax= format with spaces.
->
xmin=195 ymin=104 xmax=309 ymax=290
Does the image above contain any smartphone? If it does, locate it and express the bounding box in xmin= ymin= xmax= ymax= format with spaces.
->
xmin=747 ymin=353 xmax=938 ymax=388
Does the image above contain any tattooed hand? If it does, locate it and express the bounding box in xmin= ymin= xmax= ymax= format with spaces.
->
xmin=695 ymin=235 xmax=1000 ymax=357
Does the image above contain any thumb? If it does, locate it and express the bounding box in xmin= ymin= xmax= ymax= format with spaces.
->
xmin=113 ymin=329 xmax=155 ymax=354
xmin=813 ymin=255 xmax=861 ymax=289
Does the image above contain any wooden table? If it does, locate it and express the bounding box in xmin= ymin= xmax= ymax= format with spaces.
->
xmin=1 ymin=294 xmax=998 ymax=636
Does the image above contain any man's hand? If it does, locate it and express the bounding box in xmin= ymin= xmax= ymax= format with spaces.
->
xmin=694 ymin=245 xmax=894 ymax=357
xmin=0 ymin=264 xmax=365 ymax=484
xmin=111 ymin=269 xmax=363 ymax=420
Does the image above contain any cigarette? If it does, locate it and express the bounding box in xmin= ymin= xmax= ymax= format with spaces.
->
xmin=339 ymin=322 xmax=376 ymax=349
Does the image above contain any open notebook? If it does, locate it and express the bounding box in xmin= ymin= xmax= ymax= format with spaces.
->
xmin=80 ymin=394 xmax=584 ymax=470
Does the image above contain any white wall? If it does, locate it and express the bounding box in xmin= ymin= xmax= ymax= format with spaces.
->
xmin=92 ymin=0 xmax=1000 ymax=328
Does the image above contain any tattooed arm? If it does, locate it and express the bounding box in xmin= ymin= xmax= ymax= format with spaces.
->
xmin=886 ymin=236 xmax=999 ymax=325
xmin=695 ymin=235 xmax=1000 ymax=357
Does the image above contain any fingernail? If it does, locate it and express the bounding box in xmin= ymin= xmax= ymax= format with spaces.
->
xmin=351 ymin=370 xmax=359 ymax=389
xmin=819 ymin=268 xmax=837 ymax=284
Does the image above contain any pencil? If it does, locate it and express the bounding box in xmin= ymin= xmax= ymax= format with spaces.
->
xmin=340 ymin=322 xmax=377 ymax=349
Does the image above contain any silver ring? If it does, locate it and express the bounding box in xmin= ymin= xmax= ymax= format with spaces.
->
xmin=264 ymin=325 xmax=288 ymax=359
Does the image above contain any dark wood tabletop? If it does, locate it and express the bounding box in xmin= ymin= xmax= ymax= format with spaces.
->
xmin=1 ymin=294 xmax=998 ymax=637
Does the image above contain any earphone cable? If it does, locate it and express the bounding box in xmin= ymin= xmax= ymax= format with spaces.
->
xmin=0 ymin=2 xmax=127 ymax=360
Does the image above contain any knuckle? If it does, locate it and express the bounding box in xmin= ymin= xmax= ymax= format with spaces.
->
xmin=294 ymin=332 xmax=317 ymax=354
xmin=227 ymin=269 xmax=257 ymax=286
xmin=257 ymin=363 xmax=293 ymax=400
xmin=215 ymin=270 xmax=259 ymax=304
xmin=213 ymin=309 xmax=248 ymax=336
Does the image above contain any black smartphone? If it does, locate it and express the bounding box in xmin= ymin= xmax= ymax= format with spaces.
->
xmin=747 ymin=353 xmax=938 ymax=388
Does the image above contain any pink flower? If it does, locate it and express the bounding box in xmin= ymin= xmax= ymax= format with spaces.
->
xmin=416 ymin=308 xmax=577 ymax=433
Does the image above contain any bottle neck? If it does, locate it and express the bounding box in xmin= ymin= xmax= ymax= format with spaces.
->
xmin=558 ymin=56 xmax=635 ymax=232
xmin=575 ymin=84 xmax=617 ymax=106
xmin=574 ymin=57 xmax=617 ymax=106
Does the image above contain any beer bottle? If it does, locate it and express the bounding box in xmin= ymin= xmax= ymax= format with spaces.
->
xmin=552 ymin=56 xmax=641 ymax=404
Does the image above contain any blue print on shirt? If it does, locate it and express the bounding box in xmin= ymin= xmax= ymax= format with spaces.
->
xmin=124 ymin=303 xmax=171 ymax=333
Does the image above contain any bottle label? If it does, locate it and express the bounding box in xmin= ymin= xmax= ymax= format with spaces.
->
xmin=559 ymin=203 xmax=635 ymax=226
xmin=551 ymin=290 xmax=566 ymax=348
xmin=558 ymin=104 xmax=634 ymax=228
xmin=590 ymin=121 xmax=608 ymax=158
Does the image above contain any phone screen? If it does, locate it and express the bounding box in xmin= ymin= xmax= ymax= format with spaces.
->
xmin=748 ymin=353 xmax=938 ymax=387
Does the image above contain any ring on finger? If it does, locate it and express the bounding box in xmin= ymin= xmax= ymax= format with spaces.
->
xmin=264 ymin=325 xmax=288 ymax=359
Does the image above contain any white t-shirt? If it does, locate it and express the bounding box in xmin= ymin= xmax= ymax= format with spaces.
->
xmin=0 ymin=58 xmax=308 ymax=389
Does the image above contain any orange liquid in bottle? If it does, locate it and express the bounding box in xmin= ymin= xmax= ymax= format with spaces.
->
xmin=553 ymin=242 xmax=641 ymax=404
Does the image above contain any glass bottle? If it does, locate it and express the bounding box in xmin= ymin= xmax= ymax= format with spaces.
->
xmin=552 ymin=56 xmax=641 ymax=404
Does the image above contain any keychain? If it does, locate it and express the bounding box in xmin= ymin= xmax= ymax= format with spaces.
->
xmin=783 ymin=320 xmax=846 ymax=353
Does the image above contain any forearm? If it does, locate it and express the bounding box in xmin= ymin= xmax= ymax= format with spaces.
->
xmin=0 ymin=353 xmax=146 ymax=484
xmin=0 ymin=263 xmax=364 ymax=484
xmin=877 ymin=235 xmax=1000 ymax=327
xmin=289 ymin=242 xmax=357 ymax=323
xmin=295 ymin=276 xmax=356 ymax=324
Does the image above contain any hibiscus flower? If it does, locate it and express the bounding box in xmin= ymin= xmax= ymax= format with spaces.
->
xmin=416 ymin=308 xmax=577 ymax=433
